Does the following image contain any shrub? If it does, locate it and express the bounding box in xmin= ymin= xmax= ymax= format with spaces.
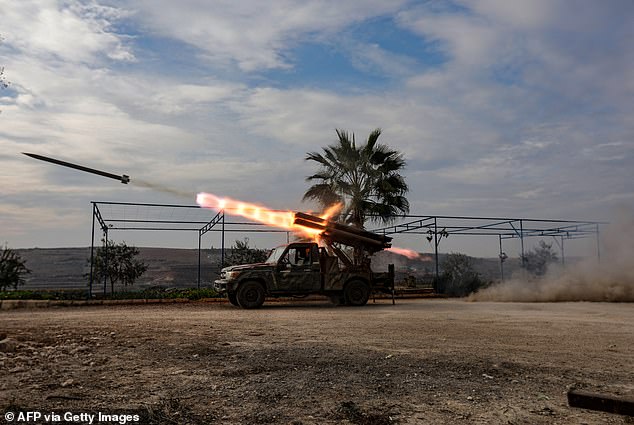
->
xmin=437 ymin=252 xmax=486 ymax=297
xmin=224 ymin=238 xmax=269 ymax=266
xmin=520 ymin=240 xmax=558 ymax=277
xmin=0 ymin=245 xmax=30 ymax=291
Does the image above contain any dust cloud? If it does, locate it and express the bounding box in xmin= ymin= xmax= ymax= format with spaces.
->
xmin=470 ymin=208 xmax=634 ymax=302
xmin=132 ymin=179 xmax=194 ymax=200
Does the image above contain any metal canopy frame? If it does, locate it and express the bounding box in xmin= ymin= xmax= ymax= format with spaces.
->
xmin=88 ymin=200 xmax=291 ymax=295
xmin=372 ymin=215 xmax=603 ymax=282
xmin=89 ymin=200 xmax=604 ymax=296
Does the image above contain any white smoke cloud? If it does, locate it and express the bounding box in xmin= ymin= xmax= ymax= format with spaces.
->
xmin=470 ymin=207 xmax=634 ymax=302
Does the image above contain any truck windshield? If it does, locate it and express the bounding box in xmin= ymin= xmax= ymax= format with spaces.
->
xmin=265 ymin=247 xmax=286 ymax=264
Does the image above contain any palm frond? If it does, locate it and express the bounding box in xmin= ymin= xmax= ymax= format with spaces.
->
xmin=302 ymin=183 xmax=341 ymax=206
xmin=364 ymin=128 xmax=382 ymax=154
xmin=304 ymin=128 xmax=409 ymax=228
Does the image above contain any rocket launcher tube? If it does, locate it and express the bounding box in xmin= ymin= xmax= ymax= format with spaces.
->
xmin=293 ymin=212 xmax=392 ymax=253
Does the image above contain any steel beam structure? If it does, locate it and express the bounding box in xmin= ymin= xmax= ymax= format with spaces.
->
xmin=89 ymin=201 xmax=605 ymax=294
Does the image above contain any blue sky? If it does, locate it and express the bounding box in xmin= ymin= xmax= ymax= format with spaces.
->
xmin=0 ymin=0 xmax=632 ymax=257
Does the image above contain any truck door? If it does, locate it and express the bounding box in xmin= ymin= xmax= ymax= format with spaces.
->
xmin=276 ymin=244 xmax=321 ymax=292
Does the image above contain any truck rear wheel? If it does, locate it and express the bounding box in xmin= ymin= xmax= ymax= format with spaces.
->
xmin=344 ymin=280 xmax=370 ymax=306
xmin=236 ymin=281 xmax=265 ymax=309
xmin=227 ymin=292 xmax=239 ymax=306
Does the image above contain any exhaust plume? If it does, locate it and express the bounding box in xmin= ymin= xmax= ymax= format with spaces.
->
xmin=132 ymin=179 xmax=194 ymax=199
xmin=470 ymin=208 xmax=634 ymax=302
xmin=196 ymin=192 xmax=342 ymax=239
xmin=386 ymin=246 xmax=432 ymax=260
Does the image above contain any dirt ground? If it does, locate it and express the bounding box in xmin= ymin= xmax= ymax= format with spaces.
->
xmin=1 ymin=299 xmax=632 ymax=424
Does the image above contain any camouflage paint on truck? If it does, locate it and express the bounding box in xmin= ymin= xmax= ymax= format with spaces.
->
xmin=214 ymin=241 xmax=394 ymax=309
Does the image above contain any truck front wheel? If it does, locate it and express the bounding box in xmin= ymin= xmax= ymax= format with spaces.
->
xmin=236 ymin=281 xmax=266 ymax=309
xmin=344 ymin=280 xmax=370 ymax=306
xmin=227 ymin=292 xmax=239 ymax=306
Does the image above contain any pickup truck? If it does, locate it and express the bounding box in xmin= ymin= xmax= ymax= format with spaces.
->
xmin=214 ymin=241 xmax=395 ymax=309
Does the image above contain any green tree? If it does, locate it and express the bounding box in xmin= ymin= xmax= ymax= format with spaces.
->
xmin=0 ymin=245 xmax=30 ymax=290
xmin=92 ymin=240 xmax=147 ymax=293
xmin=438 ymin=253 xmax=483 ymax=297
xmin=224 ymin=238 xmax=269 ymax=266
xmin=303 ymin=128 xmax=409 ymax=229
xmin=520 ymin=240 xmax=558 ymax=277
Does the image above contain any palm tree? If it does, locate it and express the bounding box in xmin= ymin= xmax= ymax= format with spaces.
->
xmin=303 ymin=128 xmax=409 ymax=229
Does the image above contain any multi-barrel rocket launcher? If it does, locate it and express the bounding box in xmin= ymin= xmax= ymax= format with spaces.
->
xmin=213 ymin=208 xmax=396 ymax=308
xmin=293 ymin=211 xmax=392 ymax=269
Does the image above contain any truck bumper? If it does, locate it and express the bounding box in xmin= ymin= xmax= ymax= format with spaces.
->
xmin=213 ymin=280 xmax=229 ymax=293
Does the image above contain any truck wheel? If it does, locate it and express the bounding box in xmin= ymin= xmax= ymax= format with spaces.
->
xmin=344 ymin=280 xmax=370 ymax=306
xmin=227 ymin=292 xmax=239 ymax=306
xmin=236 ymin=281 xmax=265 ymax=309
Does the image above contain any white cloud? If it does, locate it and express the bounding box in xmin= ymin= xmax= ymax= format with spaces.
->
xmin=0 ymin=0 xmax=134 ymax=64
xmin=144 ymin=81 xmax=247 ymax=115
xmin=340 ymin=40 xmax=420 ymax=78
xmin=130 ymin=0 xmax=407 ymax=71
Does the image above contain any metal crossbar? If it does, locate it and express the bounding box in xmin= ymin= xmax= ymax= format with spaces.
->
xmin=89 ymin=200 xmax=606 ymax=296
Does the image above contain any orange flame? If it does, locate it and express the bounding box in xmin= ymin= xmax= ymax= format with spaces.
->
xmin=196 ymin=192 xmax=341 ymax=239
xmin=387 ymin=247 xmax=422 ymax=259
xmin=386 ymin=247 xmax=433 ymax=261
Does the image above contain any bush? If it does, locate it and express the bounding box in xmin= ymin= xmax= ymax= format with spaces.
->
xmin=100 ymin=287 xmax=219 ymax=300
xmin=0 ymin=245 xmax=30 ymax=291
xmin=0 ymin=290 xmax=86 ymax=300
xmin=224 ymin=238 xmax=269 ymax=266
xmin=437 ymin=252 xmax=487 ymax=297
xmin=0 ymin=288 xmax=219 ymax=301
xmin=520 ymin=240 xmax=558 ymax=277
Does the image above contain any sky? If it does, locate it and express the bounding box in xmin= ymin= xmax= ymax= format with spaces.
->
xmin=0 ymin=0 xmax=632 ymax=257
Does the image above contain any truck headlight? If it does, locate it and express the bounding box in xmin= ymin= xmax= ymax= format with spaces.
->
xmin=225 ymin=270 xmax=241 ymax=280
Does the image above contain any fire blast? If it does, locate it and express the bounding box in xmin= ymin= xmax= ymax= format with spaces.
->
xmin=196 ymin=192 xmax=341 ymax=240
xmin=197 ymin=192 xmax=421 ymax=258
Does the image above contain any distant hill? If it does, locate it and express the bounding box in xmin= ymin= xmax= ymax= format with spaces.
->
xmin=15 ymin=247 xmax=222 ymax=292
xmin=372 ymin=250 xmax=522 ymax=286
xmin=14 ymin=247 xmax=521 ymax=292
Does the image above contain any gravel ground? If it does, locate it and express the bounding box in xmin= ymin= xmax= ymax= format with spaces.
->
xmin=1 ymin=299 xmax=632 ymax=424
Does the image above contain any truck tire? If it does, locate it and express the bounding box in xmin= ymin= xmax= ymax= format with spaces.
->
xmin=227 ymin=292 xmax=239 ymax=306
xmin=344 ymin=280 xmax=370 ymax=306
xmin=236 ymin=281 xmax=265 ymax=309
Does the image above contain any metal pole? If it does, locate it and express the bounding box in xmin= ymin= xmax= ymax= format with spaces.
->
xmin=197 ymin=230 xmax=201 ymax=289
xmin=434 ymin=217 xmax=439 ymax=279
xmin=519 ymin=219 xmax=525 ymax=268
xmin=561 ymin=236 xmax=565 ymax=266
xmin=595 ymin=224 xmax=601 ymax=263
xmin=499 ymin=234 xmax=504 ymax=282
xmin=89 ymin=203 xmax=96 ymax=299
xmin=103 ymin=229 xmax=108 ymax=296
xmin=221 ymin=210 xmax=225 ymax=268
